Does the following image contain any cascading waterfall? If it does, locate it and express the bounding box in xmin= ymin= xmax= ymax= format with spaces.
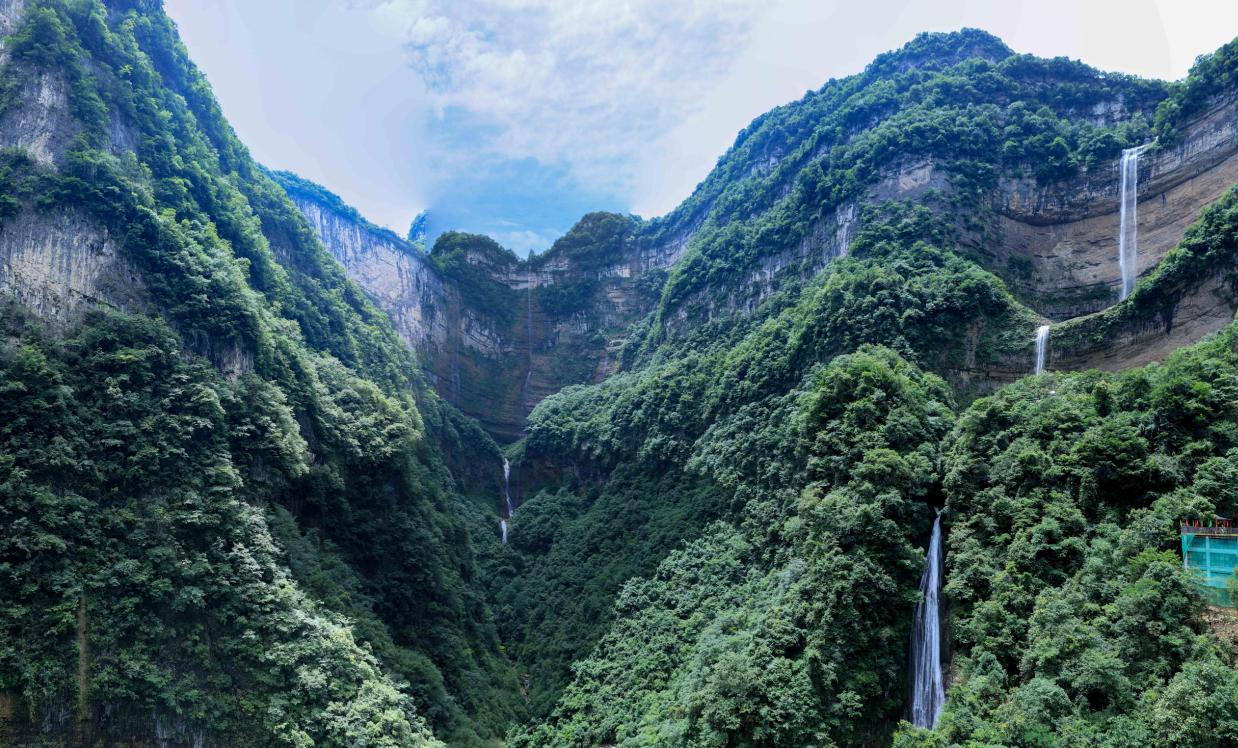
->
xmin=1118 ymin=144 xmax=1151 ymax=300
xmin=909 ymin=510 xmax=945 ymax=729
xmin=1033 ymin=324 xmax=1050 ymax=375
xmin=504 ymin=458 xmax=515 ymax=518
xmin=500 ymin=458 xmax=514 ymax=544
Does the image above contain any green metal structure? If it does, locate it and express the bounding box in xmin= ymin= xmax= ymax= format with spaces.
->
xmin=1180 ymin=522 xmax=1238 ymax=607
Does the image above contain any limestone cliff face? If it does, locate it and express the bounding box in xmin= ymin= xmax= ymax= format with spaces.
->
xmin=281 ymin=180 xmax=667 ymax=442
xmin=0 ymin=0 xmax=24 ymax=63
xmin=281 ymin=187 xmax=524 ymax=437
xmin=984 ymin=98 xmax=1238 ymax=320
xmin=0 ymin=209 xmax=146 ymax=324
xmin=1051 ymin=270 xmax=1237 ymax=374
xmin=291 ymin=197 xmax=458 ymax=352
xmin=673 ymin=98 xmax=1237 ymax=393
xmin=3 ymin=0 xmax=1234 ymax=447
xmin=0 ymin=0 xmax=148 ymax=325
xmin=285 ymin=94 xmax=1237 ymax=439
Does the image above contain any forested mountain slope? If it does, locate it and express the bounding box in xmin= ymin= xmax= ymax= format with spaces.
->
xmin=506 ymin=188 xmax=1238 ymax=747
xmin=1 ymin=2 xmax=1237 ymax=747
xmin=484 ymin=31 xmax=1238 ymax=748
xmin=0 ymin=1 xmax=521 ymax=745
xmin=459 ymin=32 xmax=1238 ymax=742
xmin=288 ymin=30 xmax=1237 ymax=446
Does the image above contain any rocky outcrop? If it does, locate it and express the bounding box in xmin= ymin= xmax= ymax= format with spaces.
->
xmin=286 ymin=193 xmax=532 ymax=436
xmin=1053 ymin=272 xmax=1237 ymax=372
xmin=283 ymin=187 xmax=668 ymax=441
xmin=0 ymin=0 xmax=26 ymax=41
xmin=0 ymin=72 xmax=78 ymax=165
xmin=1041 ymin=249 xmax=1238 ymax=375
xmin=665 ymin=155 xmax=949 ymax=328
xmin=984 ymin=98 xmax=1238 ymax=319
xmin=0 ymin=0 xmax=136 ymax=166
xmin=0 ymin=1 xmax=150 ymax=326
xmin=292 ymin=198 xmax=458 ymax=352
xmin=0 ymin=208 xmax=146 ymax=324
xmin=286 ymin=95 xmax=1237 ymax=439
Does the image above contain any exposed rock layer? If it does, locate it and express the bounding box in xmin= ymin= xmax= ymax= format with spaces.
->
xmin=284 ymin=97 xmax=1237 ymax=438
xmin=986 ymin=99 xmax=1238 ymax=320
xmin=285 ymin=189 xmax=665 ymax=442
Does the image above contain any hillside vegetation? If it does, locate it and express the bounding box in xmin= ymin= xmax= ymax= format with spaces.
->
xmin=0 ymin=1 xmax=519 ymax=744
xmin=0 ymin=2 xmax=1236 ymax=747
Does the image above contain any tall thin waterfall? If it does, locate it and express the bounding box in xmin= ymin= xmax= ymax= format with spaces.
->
xmin=503 ymin=458 xmax=515 ymax=517
xmin=1033 ymin=325 xmax=1050 ymax=375
xmin=500 ymin=458 xmax=514 ymax=544
xmin=1118 ymin=144 xmax=1150 ymax=300
xmin=910 ymin=511 xmax=945 ymax=729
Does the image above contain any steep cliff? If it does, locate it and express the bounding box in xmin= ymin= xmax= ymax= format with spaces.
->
xmin=278 ymin=172 xmax=665 ymax=441
xmin=1043 ymin=185 xmax=1238 ymax=373
xmin=983 ymin=96 xmax=1238 ymax=319
xmin=0 ymin=2 xmax=521 ymax=745
xmin=287 ymin=33 xmax=1237 ymax=448
xmin=4 ymin=4 xmax=1238 ymax=745
xmin=495 ymin=35 xmax=1238 ymax=746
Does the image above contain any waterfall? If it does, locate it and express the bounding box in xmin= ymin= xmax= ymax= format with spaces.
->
xmin=1118 ymin=144 xmax=1150 ymax=300
xmin=499 ymin=458 xmax=514 ymax=544
xmin=503 ymin=458 xmax=515 ymax=517
xmin=1033 ymin=325 xmax=1050 ymax=375
xmin=909 ymin=510 xmax=945 ymax=729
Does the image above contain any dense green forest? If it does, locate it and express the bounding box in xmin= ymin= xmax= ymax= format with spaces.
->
xmin=1 ymin=1 xmax=1237 ymax=747
xmin=498 ymin=193 xmax=1238 ymax=747
xmin=489 ymin=34 xmax=1238 ymax=744
xmin=0 ymin=1 xmax=520 ymax=744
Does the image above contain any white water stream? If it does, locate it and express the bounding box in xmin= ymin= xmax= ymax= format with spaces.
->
xmin=1118 ymin=144 xmax=1150 ymax=300
xmin=1033 ymin=324 xmax=1050 ymax=375
xmin=909 ymin=511 xmax=945 ymax=729
xmin=498 ymin=458 xmax=515 ymax=544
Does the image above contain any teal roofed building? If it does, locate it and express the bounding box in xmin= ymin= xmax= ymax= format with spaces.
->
xmin=1181 ymin=522 xmax=1238 ymax=607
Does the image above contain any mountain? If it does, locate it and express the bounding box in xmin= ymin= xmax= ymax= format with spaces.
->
xmin=0 ymin=1 xmax=521 ymax=745
xmin=284 ymin=30 xmax=1237 ymax=444
xmin=1 ymin=2 xmax=1237 ymax=747
xmin=276 ymin=170 xmax=663 ymax=443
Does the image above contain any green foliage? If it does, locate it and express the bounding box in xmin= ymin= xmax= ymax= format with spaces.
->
xmin=1154 ymin=36 xmax=1238 ymax=142
xmin=0 ymin=311 xmax=444 ymax=746
xmin=430 ymin=231 xmax=521 ymax=321
xmin=510 ymin=346 xmax=956 ymax=746
xmin=636 ymin=30 xmax=1166 ymax=330
xmin=498 ymin=202 xmax=1034 ymax=722
xmin=0 ymin=1 xmax=523 ymax=744
xmin=4 ymin=4 xmax=1237 ymax=745
xmin=503 ymin=185 xmax=1238 ymax=744
xmin=541 ymin=212 xmax=637 ymax=273
xmin=921 ymin=325 xmax=1238 ymax=746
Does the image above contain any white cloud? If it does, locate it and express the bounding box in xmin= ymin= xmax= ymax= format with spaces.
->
xmin=173 ymin=0 xmax=1238 ymax=241
xmin=359 ymin=0 xmax=767 ymax=198
xmin=357 ymin=0 xmax=1238 ymax=222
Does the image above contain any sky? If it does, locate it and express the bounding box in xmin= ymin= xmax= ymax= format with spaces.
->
xmin=164 ymin=0 xmax=1238 ymax=255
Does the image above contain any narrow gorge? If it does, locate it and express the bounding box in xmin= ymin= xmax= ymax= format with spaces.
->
xmin=0 ymin=3 xmax=1236 ymax=747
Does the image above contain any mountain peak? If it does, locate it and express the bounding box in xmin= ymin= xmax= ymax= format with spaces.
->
xmin=871 ymin=28 xmax=1014 ymax=75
